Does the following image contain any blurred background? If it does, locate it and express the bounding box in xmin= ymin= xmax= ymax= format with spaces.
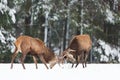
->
xmin=0 ymin=0 xmax=120 ymax=63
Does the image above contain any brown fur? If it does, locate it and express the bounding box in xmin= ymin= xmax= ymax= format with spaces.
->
xmin=11 ymin=36 xmax=60 ymax=69
xmin=61 ymin=34 xmax=92 ymax=68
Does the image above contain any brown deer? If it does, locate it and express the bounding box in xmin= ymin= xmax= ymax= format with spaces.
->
xmin=11 ymin=36 xmax=63 ymax=69
xmin=61 ymin=34 xmax=92 ymax=68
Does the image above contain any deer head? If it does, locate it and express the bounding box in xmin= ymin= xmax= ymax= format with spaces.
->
xmin=61 ymin=48 xmax=76 ymax=63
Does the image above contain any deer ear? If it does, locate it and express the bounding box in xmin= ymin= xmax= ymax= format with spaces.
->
xmin=67 ymin=48 xmax=76 ymax=52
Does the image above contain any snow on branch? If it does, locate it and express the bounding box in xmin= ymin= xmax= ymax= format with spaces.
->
xmin=105 ymin=9 xmax=115 ymax=24
xmin=0 ymin=27 xmax=16 ymax=53
xmin=94 ymin=39 xmax=120 ymax=62
xmin=0 ymin=0 xmax=16 ymax=23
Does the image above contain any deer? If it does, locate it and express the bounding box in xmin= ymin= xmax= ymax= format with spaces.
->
xmin=61 ymin=34 xmax=92 ymax=68
xmin=10 ymin=35 xmax=64 ymax=69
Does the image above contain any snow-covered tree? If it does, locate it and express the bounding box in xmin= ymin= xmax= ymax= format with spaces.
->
xmin=0 ymin=0 xmax=120 ymax=63
xmin=0 ymin=0 xmax=16 ymax=62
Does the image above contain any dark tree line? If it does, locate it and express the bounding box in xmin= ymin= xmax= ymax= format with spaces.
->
xmin=0 ymin=0 xmax=120 ymax=63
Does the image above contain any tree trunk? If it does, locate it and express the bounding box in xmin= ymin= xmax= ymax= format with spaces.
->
xmin=63 ymin=18 xmax=67 ymax=50
xmin=80 ymin=0 xmax=83 ymax=34
xmin=25 ymin=13 xmax=31 ymax=35
xmin=24 ymin=0 xmax=32 ymax=36
xmin=63 ymin=0 xmax=70 ymax=51
xmin=44 ymin=12 xmax=49 ymax=46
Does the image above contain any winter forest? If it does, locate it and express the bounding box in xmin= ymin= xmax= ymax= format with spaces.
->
xmin=0 ymin=0 xmax=120 ymax=63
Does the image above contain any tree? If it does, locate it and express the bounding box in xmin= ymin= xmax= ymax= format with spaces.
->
xmin=0 ymin=0 xmax=16 ymax=62
xmin=0 ymin=0 xmax=120 ymax=63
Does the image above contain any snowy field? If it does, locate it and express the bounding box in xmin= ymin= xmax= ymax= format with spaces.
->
xmin=1 ymin=63 xmax=120 ymax=80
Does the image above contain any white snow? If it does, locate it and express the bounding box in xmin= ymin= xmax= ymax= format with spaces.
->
xmin=0 ymin=27 xmax=16 ymax=53
xmin=7 ymin=34 xmax=16 ymax=53
xmin=100 ymin=55 xmax=109 ymax=62
xmin=9 ymin=9 xmax=16 ymax=23
xmin=113 ymin=0 xmax=118 ymax=10
xmin=49 ymin=15 xmax=58 ymax=21
xmin=0 ymin=0 xmax=16 ymax=23
xmin=1 ymin=0 xmax=7 ymax=5
xmin=0 ymin=2 xmax=8 ymax=14
xmin=105 ymin=9 xmax=115 ymax=24
xmin=0 ymin=64 xmax=120 ymax=80
xmin=95 ymin=39 xmax=120 ymax=62
xmin=0 ymin=30 xmax=6 ymax=43
xmin=70 ymin=0 xmax=78 ymax=5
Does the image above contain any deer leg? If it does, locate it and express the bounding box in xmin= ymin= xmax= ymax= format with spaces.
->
xmin=84 ymin=52 xmax=88 ymax=68
xmin=20 ymin=54 xmax=26 ymax=69
xmin=39 ymin=55 xmax=49 ymax=69
xmin=82 ymin=54 xmax=85 ymax=68
xmin=32 ymin=56 xmax=38 ymax=69
xmin=75 ymin=55 xmax=81 ymax=68
xmin=72 ymin=55 xmax=77 ymax=68
xmin=10 ymin=51 xmax=18 ymax=69
xmin=74 ymin=54 xmax=79 ymax=68
xmin=71 ymin=63 xmax=74 ymax=68
xmin=80 ymin=51 xmax=85 ymax=68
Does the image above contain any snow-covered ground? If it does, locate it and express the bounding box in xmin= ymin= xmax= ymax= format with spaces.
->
xmin=0 ymin=63 xmax=120 ymax=80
